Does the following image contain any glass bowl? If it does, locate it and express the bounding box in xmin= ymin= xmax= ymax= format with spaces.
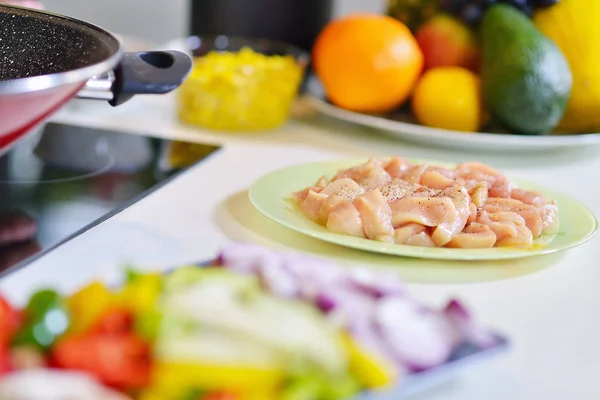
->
xmin=177 ymin=35 xmax=310 ymax=132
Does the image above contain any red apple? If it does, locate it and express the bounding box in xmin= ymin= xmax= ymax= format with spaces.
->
xmin=415 ymin=14 xmax=479 ymax=72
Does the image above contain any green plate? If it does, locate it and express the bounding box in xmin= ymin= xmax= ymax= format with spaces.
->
xmin=248 ymin=158 xmax=598 ymax=261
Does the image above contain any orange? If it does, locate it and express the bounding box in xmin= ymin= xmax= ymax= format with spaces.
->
xmin=412 ymin=67 xmax=483 ymax=132
xmin=313 ymin=13 xmax=424 ymax=114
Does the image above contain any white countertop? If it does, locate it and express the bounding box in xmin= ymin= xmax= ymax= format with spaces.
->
xmin=2 ymin=93 xmax=600 ymax=400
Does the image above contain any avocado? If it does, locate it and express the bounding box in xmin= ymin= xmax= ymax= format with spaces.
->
xmin=480 ymin=4 xmax=572 ymax=135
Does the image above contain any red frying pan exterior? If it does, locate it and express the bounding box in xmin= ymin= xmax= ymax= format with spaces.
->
xmin=0 ymin=5 xmax=123 ymax=155
xmin=0 ymin=5 xmax=192 ymax=155
xmin=0 ymin=83 xmax=84 ymax=153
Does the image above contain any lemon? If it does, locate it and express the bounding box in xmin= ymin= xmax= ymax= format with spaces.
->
xmin=412 ymin=67 xmax=483 ymax=132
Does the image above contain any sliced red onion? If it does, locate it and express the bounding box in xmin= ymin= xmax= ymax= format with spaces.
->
xmin=314 ymin=292 xmax=337 ymax=313
xmin=443 ymin=299 xmax=498 ymax=349
xmin=254 ymin=257 xmax=299 ymax=298
xmin=282 ymin=255 xmax=344 ymax=283
xmin=322 ymin=287 xmax=376 ymax=319
xmin=374 ymin=297 xmax=454 ymax=371
xmin=346 ymin=268 xmax=405 ymax=299
xmin=281 ymin=256 xmax=346 ymax=299
xmin=216 ymin=244 xmax=497 ymax=366
xmin=217 ymin=243 xmax=283 ymax=274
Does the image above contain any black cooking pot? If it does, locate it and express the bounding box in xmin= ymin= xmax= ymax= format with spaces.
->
xmin=189 ymin=0 xmax=333 ymax=51
xmin=0 ymin=5 xmax=192 ymax=155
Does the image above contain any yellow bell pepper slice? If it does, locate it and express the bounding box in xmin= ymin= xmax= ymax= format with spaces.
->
xmin=137 ymin=386 xmax=173 ymax=400
xmin=340 ymin=332 xmax=399 ymax=389
xmin=241 ymin=390 xmax=278 ymax=400
xmin=66 ymin=281 xmax=115 ymax=334
xmin=117 ymin=272 xmax=162 ymax=316
xmin=151 ymin=361 xmax=285 ymax=395
xmin=138 ymin=386 xmax=278 ymax=400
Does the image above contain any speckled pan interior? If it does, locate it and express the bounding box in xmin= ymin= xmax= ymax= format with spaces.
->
xmin=0 ymin=5 xmax=119 ymax=80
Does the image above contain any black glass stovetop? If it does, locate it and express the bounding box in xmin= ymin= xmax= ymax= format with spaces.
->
xmin=0 ymin=122 xmax=221 ymax=276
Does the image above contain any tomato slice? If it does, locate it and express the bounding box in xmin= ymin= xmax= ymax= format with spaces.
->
xmin=93 ymin=307 xmax=134 ymax=335
xmin=0 ymin=343 xmax=11 ymax=375
xmin=51 ymin=332 xmax=151 ymax=390
xmin=0 ymin=296 xmax=21 ymax=341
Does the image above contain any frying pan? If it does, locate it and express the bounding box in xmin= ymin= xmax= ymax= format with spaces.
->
xmin=0 ymin=5 xmax=193 ymax=154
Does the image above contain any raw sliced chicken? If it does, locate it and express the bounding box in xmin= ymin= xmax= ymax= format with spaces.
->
xmin=293 ymin=158 xmax=558 ymax=249
xmin=379 ymin=182 xmax=412 ymax=203
xmin=485 ymin=199 xmax=544 ymax=238
xmin=487 ymin=196 xmax=559 ymax=234
xmin=316 ymin=178 xmax=365 ymax=223
xmin=457 ymin=163 xmax=509 ymax=198
xmin=327 ymin=203 xmax=365 ymax=238
xmin=394 ymin=223 xmax=427 ymax=244
xmin=389 ymin=194 xmax=455 ymax=228
xmin=413 ymin=185 xmax=440 ymax=198
xmin=383 ymin=157 xmax=413 ymax=178
xmin=333 ymin=159 xmax=391 ymax=190
xmin=392 ymin=178 xmax=419 ymax=191
xmin=541 ymin=203 xmax=559 ymax=231
xmin=467 ymin=202 xmax=478 ymax=225
xmin=485 ymin=197 xmax=523 ymax=207
xmin=298 ymin=190 xmax=327 ymax=221
xmin=468 ymin=182 xmax=488 ymax=208
xmin=488 ymin=177 xmax=513 ymax=198
xmin=496 ymin=221 xmax=533 ymax=247
xmin=314 ymin=175 xmax=328 ymax=188
xmin=427 ymin=165 xmax=459 ymax=179
xmin=477 ymin=210 xmax=533 ymax=246
xmin=421 ymin=170 xmax=455 ymax=190
xmin=431 ymin=185 xmax=471 ymax=247
xmin=511 ymin=187 xmax=547 ymax=207
xmin=399 ymin=164 xmax=428 ymax=185
xmin=394 ymin=224 xmax=435 ymax=247
xmin=406 ymin=232 xmax=437 ymax=247
xmin=320 ymin=178 xmax=365 ymax=198
xmin=456 ymin=161 xmax=503 ymax=178
xmin=446 ymin=223 xmax=497 ymax=249
xmin=456 ymin=160 xmax=510 ymax=197
xmin=293 ymin=185 xmax=323 ymax=203
xmin=354 ymin=189 xmax=395 ymax=242
xmin=476 ymin=210 xmax=516 ymax=242
xmin=318 ymin=196 xmax=348 ymax=225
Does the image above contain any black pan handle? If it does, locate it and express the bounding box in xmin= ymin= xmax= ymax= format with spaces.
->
xmin=109 ymin=50 xmax=192 ymax=106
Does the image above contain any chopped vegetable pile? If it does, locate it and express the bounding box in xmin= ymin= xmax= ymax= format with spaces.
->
xmin=0 ymin=243 xmax=498 ymax=400
xmin=178 ymin=47 xmax=304 ymax=131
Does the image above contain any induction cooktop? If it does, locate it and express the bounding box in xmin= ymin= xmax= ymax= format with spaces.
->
xmin=0 ymin=122 xmax=221 ymax=276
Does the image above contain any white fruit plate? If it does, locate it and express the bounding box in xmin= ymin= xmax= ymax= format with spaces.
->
xmin=305 ymin=75 xmax=600 ymax=152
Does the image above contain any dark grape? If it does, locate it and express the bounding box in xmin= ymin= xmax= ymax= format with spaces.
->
xmin=530 ymin=0 xmax=559 ymax=7
xmin=459 ymin=3 xmax=485 ymax=25
xmin=508 ymin=0 xmax=528 ymax=7
xmin=498 ymin=0 xmax=528 ymax=13
xmin=439 ymin=0 xmax=467 ymax=14
xmin=521 ymin=3 xmax=534 ymax=16
xmin=441 ymin=0 xmax=560 ymax=25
